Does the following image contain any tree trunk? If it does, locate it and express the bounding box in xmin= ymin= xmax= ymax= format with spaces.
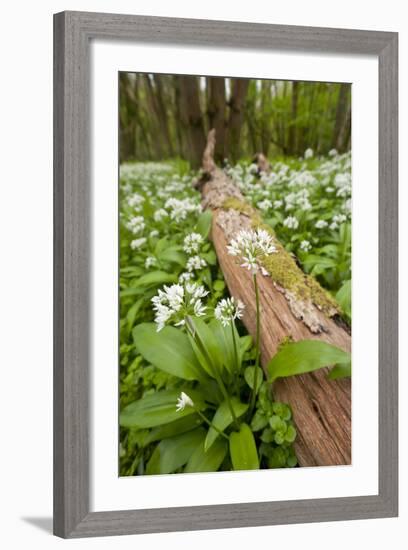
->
xmin=179 ymin=76 xmax=206 ymax=168
xmin=199 ymin=131 xmax=351 ymax=467
xmin=152 ymin=75 xmax=174 ymax=157
xmin=333 ymin=83 xmax=350 ymax=151
xmin=206 ymin=77 xmax=226 ymax=163
xmin=226 ymin=78 xmax=249 ymax=163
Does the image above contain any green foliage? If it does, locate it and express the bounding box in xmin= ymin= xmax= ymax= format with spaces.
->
xmin=267 ymin=340 xmax=351 ymax=382
xmin=119 ymin=159 xmax=351 ymax=476
xmin=229 ymin=424 xmax=259 ymax=471
xmin=133 ymin=323 xmax=206 ymax=381
xmin=120 ymin=389 xmax=205 ymax=429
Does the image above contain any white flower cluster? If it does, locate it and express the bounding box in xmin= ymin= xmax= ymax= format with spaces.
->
xmin=334 ymin=173 xmax=351 ymax=197
xmin=304 ymin=148 xmax=314 ymax=159
xmin=127 ymin=192 xmax=145 ymax=211
xmin=283 ymin=216 xmax=299 ymax=230
xmin=145 ymin=256 xmax=157 ymax=268
xmin=183 ymin=232 xmax=204 ymax=254
xmin=227 ymin=228 xmax=277 ymax=275
xmin=151 ymin=282 xmax=208 ymax=332
xmin=214 ymin=297 xmax=245 ymax=327
xmin=130 ymin=237 xmax=147 ymax=250
xmin=315 ymin=219 xmax=328 ymax=229
xmin=299 ymin=240 xmax=312 ymax=252
xmin=257 ymin=199 xmax=272 ymax=212
xmin=186 ymin=255 xmax=207 ymax=273
xmin=164 ymin=197 xmax=202 ymax=223
xmin=126 ymin=215 xmax=145 ymax=235
xmin=153 ymin=208 xmax=168 ymax=222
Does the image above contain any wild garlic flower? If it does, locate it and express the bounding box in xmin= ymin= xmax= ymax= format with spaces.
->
xmin=179 ymin=271 xmax=194 ymax=283
xmin=127 ymin=193 xmax=145 ymax=211
xmin=214 ymin=297 xmax=245 ymax=327
xmin=176 ymin=392 xmax=194 ymax=412
xmin=299 ymin=240 xmax=312 ymax=252
xmin=145 ymin=256 xmax=157 ymax=269
xmin=130 ymin=237 xmax=147 ymax=250
xmin=126 ymin=216 xmax=145 ymax=235
xmin=257 ymin=199 xmax=272 ymax=212
xmin=186 ymin=255 xmax=207 ymax=273
xmin=227 ymin=228 xmax=276 ymax=276
xmin=165 ymin=197 xmax=202 ymax=222
xmin=153 ymin=208 xmax=168 ymax=222
xmin=283 ymin=216 xmax=299 ymax=230
xmin=183 ymin=232 xmax=204 ymax=254
xmin=333 ymin=214 xmax=347 ymax=224
xmin=304 ymin=148 xmax=314 ymax=159
xmin=315 ymin=219 xmax=328 ymax=229
xmin=329 ymin=148 xmax=338 ymax=157
xmin=151 ymin=282 xmax=208 ymax=332
xmin=273 ymin=200 xmax=283 ymax=209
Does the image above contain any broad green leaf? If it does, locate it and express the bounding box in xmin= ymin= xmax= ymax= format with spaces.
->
xmin=336 ymin=280 xmax=351 ymax=320
xmin=184 ymin=438 xmax=228 ymax=473
xmin=213 ymin=280 xmax=225 ymax=292
xmin=229 ymin=423 xmax=259 ymax=471
xmin=154 ymin=237 xmax=170 ymax=255
xmin=204 ymin=398 xmax=248 ymax=451
xmin=328 ymin=360 xmax=352 ymax=380
xmin=209 ymin=318 xmax=240 ymax=374
xmin=244 ymin=366 xmax=263 ymax=393
xmin=267 ymin=340 xmax=351 ymax=382
xmin=144 ymin=414 xmax=203 ymax=445
xmin=158 ymin=247 xmax=187 ymax=267
xmin=302 ymin=255 xmax=337 ymax=270
xmin=146 ymin=428 xmax=206 ymax=475
xmin=119 ymin=389 xmax=205 ymax=429
xmin=195 ymin=210 xmax=212 ymax=239
xmin=186 ymin=316 xmax=223 ymax=378
xmin=133 ymin=323 xmax=205 ymax=381
xmin=134 ymin=270 xmax=178 ymax=288
xmin=202 ymin=250 xmax=217 ymax=266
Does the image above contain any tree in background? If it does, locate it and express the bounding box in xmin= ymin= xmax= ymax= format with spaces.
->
xmin=119 ymin=73 xmax=351 ymax=165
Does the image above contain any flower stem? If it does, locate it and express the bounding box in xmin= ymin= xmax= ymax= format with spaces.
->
xmin=195 ymin=408 xmax=229 ymax=441
xmin=249 ymin=274 xmax=261 ymax=414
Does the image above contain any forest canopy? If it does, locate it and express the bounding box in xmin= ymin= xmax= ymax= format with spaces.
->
xmin=119 ymin=73 xmax=351 ymax=166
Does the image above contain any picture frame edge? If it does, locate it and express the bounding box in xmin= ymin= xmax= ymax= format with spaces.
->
xmin=53 ymin=10 xmax=398 ymax=539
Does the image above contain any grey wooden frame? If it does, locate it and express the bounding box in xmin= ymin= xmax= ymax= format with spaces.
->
xmin=53 ymin=10 xmax=398 ymax=538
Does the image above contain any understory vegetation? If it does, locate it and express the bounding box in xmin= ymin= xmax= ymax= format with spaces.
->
xmin=119 ymin=150 xmax=352 ymax=476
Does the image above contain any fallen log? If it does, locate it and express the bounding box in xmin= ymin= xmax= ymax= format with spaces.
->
xmin=200 ymin=130 xmax=351 ymax=467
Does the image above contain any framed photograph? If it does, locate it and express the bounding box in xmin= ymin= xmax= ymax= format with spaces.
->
xmin=53 ymin=11 xmax=398 ymax=538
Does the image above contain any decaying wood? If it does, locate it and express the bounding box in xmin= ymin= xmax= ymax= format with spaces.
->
xmin=200 ymin=130 xmax=351 ymax=467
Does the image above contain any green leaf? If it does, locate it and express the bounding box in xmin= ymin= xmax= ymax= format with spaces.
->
xmin=250 ymin=410 xmax=269 ymax=431
xmin=146 ymin=428 xmax=206 ymax=475
xmin=202 ymin=250 xmax=217 ymax=266
xmin=195 ymin=210 xmax=212 ymax=239
xmin=244 ymin=366 xmax=263 ymax=393
xmin=209 ymin=319 xmax=239 ymax=374
xmin=134 ymin=270 xmax=178 ymax=288
xmin=213 ymin=280 xmax=225 ymax=292
xmin=336 ymin=280 xmax=351 ymax=319
xmin=328 ymin=360 xmax=352 ymax=380
xmin=120 ymin=389 xmax=205 ymax=429
xmin=126 ymin=298 xmax=144 ymax=330
xmin=158 ymin=247 xmax=187 ymax=267
xmin=229 ymin=423 xmax=259 ymax=471
xmin=186 ymin=316 xmax=223 ymax=378
xmin=205 ymin=398 xmax=248 ymax=451
xmin=184 ymin=438 xmax=228 ymax=473
xmin=144 ymin=414 xmax=203 ymax=445
xmin=133 ymin=323 xmax=205 ymax=381
xmin=267 ymin=340 xmax=351 ymax=382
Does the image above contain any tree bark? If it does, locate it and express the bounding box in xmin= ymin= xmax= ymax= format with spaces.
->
xmin=226 ymin=78 xmax=249 ymax=162
xmin=333 ymin=83 xmax=350 ymax=151
xmin=206 ymin=77 xmax=226 ymax=163
xmin=199 ymin=130 xmax=351 ymax=467
xmin=179 ymin=76 xmax=206 ymax=168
